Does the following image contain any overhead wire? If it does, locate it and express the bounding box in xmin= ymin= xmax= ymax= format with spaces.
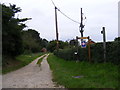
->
xmin=50 ymin=0 xmax=80 ymax=24
xmin=57 ymin=8 xmax=80 ymax=24
xmin=51 ymin=0 xmax=56 ymax=7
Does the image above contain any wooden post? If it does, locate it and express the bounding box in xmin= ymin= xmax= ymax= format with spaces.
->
xmin=55 ymin=7 xmax=59 ymax=51
xmin=88 ymin=36 xmax=91 ymax=62
xmin=101 ymin=27 xmax=106 ymax=62
xmin=76 ymin=36 xmax=91 ymax=62
xmin=76 ymin=36 xmax=79 ymax=61
xmin=103 ymin=27 xmax=106 ymax=62
xmin=80 ymin=8 xmax=84 ymax=42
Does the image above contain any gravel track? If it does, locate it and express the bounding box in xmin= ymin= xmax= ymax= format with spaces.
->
xmin=2 ymin=54 xmax=63 ymax=88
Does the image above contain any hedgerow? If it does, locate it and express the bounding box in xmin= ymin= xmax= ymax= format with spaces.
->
xmin=54 ymin=41 xmax=119 ymax=64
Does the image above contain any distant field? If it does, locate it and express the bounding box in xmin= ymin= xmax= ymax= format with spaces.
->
xmin=2 ymin=53 xmax=44 ymax=74
xmin=47 ymin=53 xmax=119 ymax=88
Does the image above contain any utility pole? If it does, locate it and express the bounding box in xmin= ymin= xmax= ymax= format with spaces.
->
xmin=80 ymin=8 xmax=84 ymax=42
xmin=76 ymin=36 xmax=79 ymax=61
xmin=55 ymin=7 xmax=59 ymax=51
xmin=101 ymin=27 xmax=106 ymax=62
xmin=76 ymin=8 xmax=85 ymax=61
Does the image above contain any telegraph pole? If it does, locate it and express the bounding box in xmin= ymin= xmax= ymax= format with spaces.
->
xmin=80 ymin=8 xmax=84 ymax=42
xmin=55 ymin=7 xmax=59 ymax=51
xmin=76 ymin=8 xmax=85 ymax=60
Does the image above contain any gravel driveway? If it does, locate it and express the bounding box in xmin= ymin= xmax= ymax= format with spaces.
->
xmin=2 ymin=54 xmax=63 ymax=88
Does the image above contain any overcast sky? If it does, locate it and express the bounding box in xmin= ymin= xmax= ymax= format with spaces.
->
xmin=1 ymin=0 xmax=119 ymax=42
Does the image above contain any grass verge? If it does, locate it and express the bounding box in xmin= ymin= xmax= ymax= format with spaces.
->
xmin=47 ymin=53 xmax=119 ymax=88
xmin=36 ymin=54 xmax=47 ymax=66
xmin=2 ymin=53 xmax=45 ymax=74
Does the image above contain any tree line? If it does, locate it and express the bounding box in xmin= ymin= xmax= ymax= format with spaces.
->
xmin=2 ymin=4 xmax=76 ymax=60
xmin=2 ymin=4 xmax=49 ymax=63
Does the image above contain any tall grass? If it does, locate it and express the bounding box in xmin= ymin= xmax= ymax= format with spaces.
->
xmin=47 ymin=53 xmax=119 ymax=88
xmin=2 ymin=53 xmax=44 ymax=74
xmin=37 ymin=54 xmax=47 ymax=66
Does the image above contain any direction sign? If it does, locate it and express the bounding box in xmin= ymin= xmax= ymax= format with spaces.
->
xmin=81 ymin=41 xmax=86 ymax=48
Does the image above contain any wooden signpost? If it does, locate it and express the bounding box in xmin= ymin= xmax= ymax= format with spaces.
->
xmin=76 ymin=36 xmax=91 ymax=62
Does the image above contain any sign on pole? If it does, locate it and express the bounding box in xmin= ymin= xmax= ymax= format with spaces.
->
xmin=76 ymin=36 xmax=91 ymax=62
xmin=81 ymin=40 xmax=86 ymax=48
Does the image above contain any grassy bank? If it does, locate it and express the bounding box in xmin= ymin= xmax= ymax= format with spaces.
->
xmin=37 ymin=54 xmax=47 ymax=66
xmin=2 ymin=53 xmax=44 ymax=74
xmin=47 ymin=53 xmax=119 ymax=88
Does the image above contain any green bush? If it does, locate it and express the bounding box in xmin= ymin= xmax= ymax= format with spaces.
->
xmin=54 ymin=41 xmax=120 ymax=64
xmin=90 ymin=43 xmax=104 ymax=62
xmin=54 ymin=47 xmax=88 ymax=61
xmin=106 ymin=41 xmax=119 ymax=64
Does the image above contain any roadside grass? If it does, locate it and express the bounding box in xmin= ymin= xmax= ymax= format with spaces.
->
xmin=47 ymin=53 xmax=119 ymax=88
xmin=36 ymin=54 xmax=47 ymax=66
xmin=0 ymin=69 xmax=1 ymax=74
xmin=2 ymin=53 xmax=45 ymax=74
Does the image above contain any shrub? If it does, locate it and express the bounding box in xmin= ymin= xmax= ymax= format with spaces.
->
xmin=54 ymin=41 xmax=120 ymax=64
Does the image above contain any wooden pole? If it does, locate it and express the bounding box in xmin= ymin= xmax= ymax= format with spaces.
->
xmin=80 ymin=8 xmax=84 ymax=42
xmin=88 ymin=36 xmax=91 ymax=62
xmin=55 ymin=7 xmax=59 ymax=51
xmin=76 ymin=36 xmax=79 ymax=61
xmin=102 ymin=27 xmax=106 ymax=62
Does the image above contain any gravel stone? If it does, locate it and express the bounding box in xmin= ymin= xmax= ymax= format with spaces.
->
xmin=2 ymin=54 xmax=64 ymax=88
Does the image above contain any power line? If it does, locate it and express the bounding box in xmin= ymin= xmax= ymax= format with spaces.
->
xmin=51 ymin=0 xmax=56 ymax=7
xmin=50 ymin=0 xmax=80 ymax=24
xmin=57 ymin=8 xmax=80 ymax=24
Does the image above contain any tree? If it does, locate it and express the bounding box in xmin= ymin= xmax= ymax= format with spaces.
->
xmin=114 ymin=37 xmax=120 ymax=41
xmin=2 ymin=4 xmax=30 ymax=56
xmin=47 ymin=40 xmax=69 ymax=52
xmin=22 ymin=29 xmax=48 ymax=53
xmin=47 ymin=40 xmax=56 ymax=52
xmin=69 ymin=39 xmax=78 ymax=46
xmin=40 ymin=39 xmax=48 ymax=48
xmin=22 ymin=29 xmax=41 ymax=53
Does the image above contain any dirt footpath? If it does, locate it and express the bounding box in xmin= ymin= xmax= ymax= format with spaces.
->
xmin=0 ymin=75 xmax=2 ymax=89
xmin=2 ymin=54 xmax=63 ymax=88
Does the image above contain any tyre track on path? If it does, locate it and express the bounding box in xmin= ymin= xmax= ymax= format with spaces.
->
xmin=2 ymin=54 xmax=64 ymax=88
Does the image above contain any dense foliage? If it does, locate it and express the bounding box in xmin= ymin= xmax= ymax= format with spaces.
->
xmin=54 ymin=38 xmax=120 ymax=64
xmin=2 ymin=4 xmax=48 ymax=67
xmin=2 ymin=4 xmax=48 ymax=56
xmin=22 ymin=29 xmax=48 ymax=53
xmin=47 ymin=40 xmax=69 ymax=52
xmin=2 ymin=4 xmax=27 ymax=56
xmin=69 ymin=39 xmax=78 ymax=46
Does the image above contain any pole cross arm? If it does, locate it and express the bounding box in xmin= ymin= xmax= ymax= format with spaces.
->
xmin=77 ymin=37 xmax=88 ymax=39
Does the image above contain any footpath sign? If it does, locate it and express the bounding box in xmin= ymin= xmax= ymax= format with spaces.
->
xmin=81 ymin=40 xmax=86 ymax=48
xmin=76 ymin=36 xmax=91 ymax=62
